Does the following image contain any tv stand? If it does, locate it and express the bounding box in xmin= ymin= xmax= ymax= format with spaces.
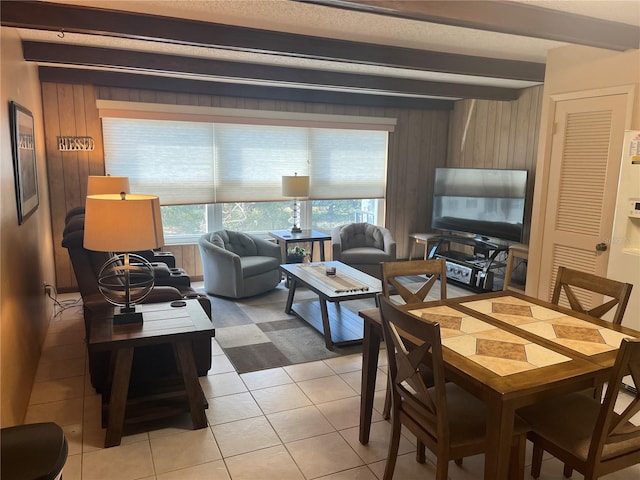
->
xmin=472 ymin=236 xmax=501 ymax=249
xmin=427 ymin=234 xmax=510 ymax=291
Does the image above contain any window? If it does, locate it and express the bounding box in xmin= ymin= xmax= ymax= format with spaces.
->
xmin=161 ymin=204 xmax=208 ymax=241
xmin=310 ymin=199 xmax=381 ymax=229
xmin=100 ymin=102 xmax=393 ymax=243
xmin=161 ymin=199 xmax=382 ymax=244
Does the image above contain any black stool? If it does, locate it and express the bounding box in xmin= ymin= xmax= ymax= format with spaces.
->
xmin=1 ymin=422 xmax=68 ymax=480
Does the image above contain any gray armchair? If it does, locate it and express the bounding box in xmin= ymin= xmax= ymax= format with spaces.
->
xmin=199 ymin=230 xmax=282 ymax=298
xmin=331 ymin=223 xmax=396 ymax=279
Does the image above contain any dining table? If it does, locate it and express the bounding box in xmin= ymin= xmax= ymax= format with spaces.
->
xmin=358 ymin=290 xmax=640 ymax=480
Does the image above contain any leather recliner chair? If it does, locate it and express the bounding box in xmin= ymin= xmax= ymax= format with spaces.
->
xmin=65 ymin=206 xmax=178 ymax=268
xmin=62 ymin=213 xmax=195 ymax=301
xmin=331 ymin=222 xmax=396 ymax=279
xmin=62 ymin=212 xmax=213 ymax=393
xmin=199 ymin=230 xmax=282 ymax=299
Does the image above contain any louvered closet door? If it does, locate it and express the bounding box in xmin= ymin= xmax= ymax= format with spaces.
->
xmin=538 ymin=94 xmax=627 ymax=308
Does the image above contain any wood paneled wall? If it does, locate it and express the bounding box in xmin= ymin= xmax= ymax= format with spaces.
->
xmin=43 ymin=83 xmax=452 ymax=290
xmin=41 ymin=83 xmax=105 ymax=291
xmin=386 ymin=109 xmax=450 ymax=257
xmin=446 ymin=86 xmax=543 ymax=244
xmin=163 ymin=244 xmax=203 ymax=280
xmin=43 ymin=82 xmax=542 ymax=289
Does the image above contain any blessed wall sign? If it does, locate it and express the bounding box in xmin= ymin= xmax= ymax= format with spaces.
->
xmin=58 ymin=136 xmax=95 ymax=151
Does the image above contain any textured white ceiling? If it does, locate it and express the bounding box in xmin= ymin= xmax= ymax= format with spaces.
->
xmin=36 ymin=0 xmax=572 ymax=61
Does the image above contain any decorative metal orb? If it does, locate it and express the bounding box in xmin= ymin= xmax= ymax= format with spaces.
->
xmin=97 ymin=253 xmax=154 ymax=308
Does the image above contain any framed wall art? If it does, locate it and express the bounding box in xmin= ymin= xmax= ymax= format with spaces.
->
xmin=9 ymin=101 xmax=39 ymax=224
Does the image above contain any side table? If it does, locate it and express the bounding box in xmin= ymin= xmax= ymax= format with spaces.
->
xmin=503 ymin=243 xmax=529 ymax=292
xmin=88 ymin=300 xmax=214 ymax=447
xmin=269 ymin=229 xmax=331 ymax=263
xmin=408 ymin=233 xmax=441 ymax=260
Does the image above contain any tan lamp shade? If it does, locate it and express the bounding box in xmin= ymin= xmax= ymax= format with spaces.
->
xmin=84 ymin=193 xmax=164 ymax=252
xmin=282 ymin=174 xmax=309 ymax=198
xmin=86 ymin=175 xmax=130 ymax=196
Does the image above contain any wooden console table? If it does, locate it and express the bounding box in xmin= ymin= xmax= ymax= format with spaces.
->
xmin=503 ymin=243 xmax=529 ymax=292
xmin=408 ymin=232 xmax=442 ymax=260
xmin=88 ymin=300 xmax=214 ymax=447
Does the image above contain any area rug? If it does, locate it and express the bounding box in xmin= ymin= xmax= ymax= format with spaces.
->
xmin=198 ymin=282 xmax=375 ymax=373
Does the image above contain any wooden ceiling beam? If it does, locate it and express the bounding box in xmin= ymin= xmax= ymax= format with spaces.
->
xmin=1 ymin=1 xmax=545 ymax=82
xmin=37 ymin=66 xmax=457 ymax=110
xmin=23 ymin=42 xmax=521 ymax=101
xmin=301 ymin=0 xmax=640 ymax=51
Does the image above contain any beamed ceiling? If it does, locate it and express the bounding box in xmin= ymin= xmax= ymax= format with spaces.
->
xmin=2 ymin=0 xmax=639 ymax=109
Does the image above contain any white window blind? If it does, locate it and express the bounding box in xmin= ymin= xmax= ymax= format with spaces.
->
xmin=310 ymin=129 xmax=388 ymax=199
xmin=214 ymin=124 xmax=308 ymax=202
xmin=102 ymin=118 xmax=216 ymax=205
xmin=102 ymin=112 xmax=389 ymax=205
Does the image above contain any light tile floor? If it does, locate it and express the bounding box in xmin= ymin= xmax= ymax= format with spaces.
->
xmin=26 ymin=292 xmax=640 ymax=480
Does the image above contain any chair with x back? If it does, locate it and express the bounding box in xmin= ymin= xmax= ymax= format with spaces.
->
xmin=551 ymin=265 xmax=635 ymax=453
xmin=382 ymin=259 xmax=447 ymax=305
xmin=380 ymin=259 xmax=448 ymax=419
xmin=551 ymin=266 xmax=635 ymax=477
xmin=378 ymin=295 xmax=528 ymax=480
xmin=518 ymin=337 xmax=640 ymax=480
xmin=551 ymin=266 xmax=633 ymax=325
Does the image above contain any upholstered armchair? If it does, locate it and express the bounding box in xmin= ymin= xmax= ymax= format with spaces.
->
xmin=331 ymin=222 xmax=396 ymax=279
xmin=199 ymin=230 xmax=282 ymax=299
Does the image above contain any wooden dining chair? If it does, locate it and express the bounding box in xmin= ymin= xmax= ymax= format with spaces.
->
xmin=518 ymin=337 xmax=640 ymax=480
xmin=551 ymin=266 xmax=633 ymax=325
xmin=382 ymin=259 xmax=447 ymax=304
xmin=380 ymin=259 xmax=448 ymax=419
xmin=551 ymin=266 xmax=635 ymax=476
xmin=378 ymin=295 xmax=528 ymax=480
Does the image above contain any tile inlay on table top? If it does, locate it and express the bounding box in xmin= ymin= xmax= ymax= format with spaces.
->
xmin=461 ymin=296 xmax=634 ymax=356
xmin=408 ymin=304 xmax=571 ymax=376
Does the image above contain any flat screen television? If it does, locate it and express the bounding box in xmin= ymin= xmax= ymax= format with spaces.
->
xmin=431 ymin=167 xmax=528 ymax=243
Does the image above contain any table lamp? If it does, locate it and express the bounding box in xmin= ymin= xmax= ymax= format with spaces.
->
xmin=86 ymin=175 xmax=130 ymax=195
xmin=282 ymin=173 xmax=309 ymax=233
xmin=84 ymin=192 xmax=164 ymax=324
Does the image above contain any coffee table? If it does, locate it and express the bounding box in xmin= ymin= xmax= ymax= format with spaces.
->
xmin=280 ymin=261 xmax=382 ymax=350
xmin=88 ymin=299 xmax=215 ymax=447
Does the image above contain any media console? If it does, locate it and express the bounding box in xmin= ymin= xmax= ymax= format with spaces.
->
xmin=426 ymin=234 xmax=510 ymax=291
